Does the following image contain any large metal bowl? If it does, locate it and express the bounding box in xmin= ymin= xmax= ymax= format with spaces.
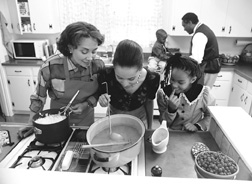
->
xmin=86 ymin=114 xmax=145 ymax=168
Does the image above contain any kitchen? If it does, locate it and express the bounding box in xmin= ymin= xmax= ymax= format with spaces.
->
xmin=1 ymin=0 xmax=252 ymax=183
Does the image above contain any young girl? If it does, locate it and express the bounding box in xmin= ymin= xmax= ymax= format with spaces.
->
xmin=157 ymin=53 xmax=213 ymax=131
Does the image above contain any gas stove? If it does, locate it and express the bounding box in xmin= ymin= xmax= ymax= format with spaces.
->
xmin=0 ymin=128 xmax=145 ymax=176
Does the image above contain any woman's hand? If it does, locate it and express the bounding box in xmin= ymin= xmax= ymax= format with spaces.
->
xmin=98 ymin=94 xmax=111 ymax=107
xmin=166 ymin=89 xmax=180 ymax=113
xmin=183 ymin=123 xmax=198 ymax=132
xmin=71 ymin=102 xmax=89 ymax=114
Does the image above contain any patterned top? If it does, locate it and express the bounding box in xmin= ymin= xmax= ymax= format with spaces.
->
xmin=157 ymin=84 xmax=213 ymax=131
xmin=30 ymin=54 xmax=104 ymax=113
xmin=98 ymin=67 xmax=160 ymax=111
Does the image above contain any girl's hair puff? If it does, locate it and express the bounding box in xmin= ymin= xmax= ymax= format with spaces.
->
xmin=163 ymin=53 xmax=202 ymax=84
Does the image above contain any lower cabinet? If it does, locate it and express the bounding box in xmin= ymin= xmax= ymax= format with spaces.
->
xmin=7 ymin=75 xmax=34 ymax=112
xmin=228 ymin=74 xmax=252 ymax=114
xmin=5 ymin=66 xmax=50 ymax=113
xmin=210 ymin=71 xmax=233 ymax=106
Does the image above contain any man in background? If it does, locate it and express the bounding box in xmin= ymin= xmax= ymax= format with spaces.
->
xmin=182 ymin=12 xmax=221 ymax=88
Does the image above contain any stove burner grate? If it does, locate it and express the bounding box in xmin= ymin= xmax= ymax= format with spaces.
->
xmin=9 ymin=137 xmax=68 ymax=171
xmin=28 ymin=156 xmax=45 ymax=168
xmin=88 ymin=161 xmax=132 ymax=175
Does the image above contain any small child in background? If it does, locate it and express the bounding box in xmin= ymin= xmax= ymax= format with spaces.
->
xmin=157 ymin=53 xmax=214 ymax=131
xmin=148 ymin=29 xmax=172 ymax=78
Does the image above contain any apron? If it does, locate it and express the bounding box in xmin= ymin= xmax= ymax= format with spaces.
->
xmin=109 ymin=104 xmax=148 ymax=128
xmin=51 ymin=58 xmax=98 ymax=126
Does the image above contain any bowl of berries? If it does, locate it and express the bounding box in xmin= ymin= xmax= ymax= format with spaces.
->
xmin=195 ymin=151 xmax=239 ymax=179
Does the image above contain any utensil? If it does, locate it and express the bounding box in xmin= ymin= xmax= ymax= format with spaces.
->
xmin=102 ymin=82 xmax=124 ymax=141
xmin=81 ymin=141 xmax=130 ymax=149
xmin=60 ymin=90 xmax=80 ymax=115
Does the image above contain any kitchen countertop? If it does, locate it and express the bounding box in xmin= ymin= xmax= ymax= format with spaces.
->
xmin=3 ymin=59 xmax=252 ymax=81
xmin=144 ymin=130 xmax=219 ymax=178
xmin=0 ymin=126 xmax=22 ymax=162
xmin=208 ymin=106 xmax=252 ymax=173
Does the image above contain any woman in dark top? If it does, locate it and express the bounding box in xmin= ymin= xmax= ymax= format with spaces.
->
xmin=98 ymin=39 xmax=160 ymax=129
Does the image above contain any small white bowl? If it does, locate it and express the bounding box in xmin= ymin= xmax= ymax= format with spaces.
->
xmin=151 ymin=121 xmax=169 ymax=154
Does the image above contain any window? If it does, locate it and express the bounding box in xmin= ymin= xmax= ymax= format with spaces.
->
xmin=58 ymin=0 xmax=163 ymax=48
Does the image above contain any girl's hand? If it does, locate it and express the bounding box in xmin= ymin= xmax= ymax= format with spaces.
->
xmin=71 ymin=102 xmax=88 ymax=114
xmin=98 ymin=94 xmax=111 ymax=107
xmin=166 ymin=89 xmax=180 ymax=113
xmin=184 ymin=123 xmax=198 ymax=132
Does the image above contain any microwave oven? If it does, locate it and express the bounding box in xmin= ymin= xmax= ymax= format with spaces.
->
xmin=11 ymin=39 xmax=49 ymax=60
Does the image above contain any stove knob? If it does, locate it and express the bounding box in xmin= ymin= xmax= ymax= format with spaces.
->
xmin=151 ymin=165 xmax=162 ymax=177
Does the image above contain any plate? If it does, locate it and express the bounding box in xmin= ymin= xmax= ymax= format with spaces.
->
xmin=191 ymin=142 xmax=209 ymax=158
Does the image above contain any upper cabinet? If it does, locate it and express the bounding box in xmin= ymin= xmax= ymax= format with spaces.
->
xmin=7 ymin=0 xmax=60 ymax=34
xmin=164 ymin=0 xmax=202 ymax=36
xmin=164 ymin=0 xmax=252 ymax=37
xmin=224 ymin=0 xmax=252 ymax=37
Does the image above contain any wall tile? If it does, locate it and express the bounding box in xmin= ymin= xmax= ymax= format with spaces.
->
xmin=228 ymin=145 xmax=240 ymax=163
xmin=214 ymin=124 xmax=223 ymax=148
xmin=236 ymin=158 xmax=252 ymax=180
xmin=209 ymin=118 xmax=217 ymax=138
xmin=221 ymin=135 xmax=230 ymax=155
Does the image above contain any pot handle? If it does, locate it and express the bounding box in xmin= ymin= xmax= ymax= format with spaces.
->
xmin=34 ymin=127 xmax=42 ymax=135
xmin=93 ymin=152 xmax=119 ymax=163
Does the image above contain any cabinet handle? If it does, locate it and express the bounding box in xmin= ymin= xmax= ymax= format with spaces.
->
xmin=49 ymin=24 xmax=53 ymax=29
xmin=14 ymin=70 xmax=22 ymax=73
xmin=28 ymin=79 xmax=30 ymax=86
xmin=240 ymin=94 xmax=244 ymax=101
xmin=7 ymin=80 xmax=10 ymax=84
xmin=229 ymin=26 xmax=232 ymax=34
xmin=17 ymin=23 xmax=20 ymax=32
xmin=244 ymin=96 xmax=248 ymax=104
xmin=213 ymin=85 xmax=221 ymax=87
xmin=172 ymin=26 xmax=175 ymax=31
xmin=237 ymin=79 xmax=242 ymax=83
xmin=33 ymin=80 xmax=36 ymax=85
xmin=222 ymin=27 xmax=225 ymax=32
xmin=33 ymin=23 xmax=36 ymax=31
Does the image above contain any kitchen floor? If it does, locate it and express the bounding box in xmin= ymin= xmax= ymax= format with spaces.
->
xmin=0 ymin=114 xmax=161 ymax=129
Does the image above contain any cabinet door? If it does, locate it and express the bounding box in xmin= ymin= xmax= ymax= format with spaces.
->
xmin=165 ymin=0 xmax=202 ymax=36
xmin=228 ymin=84 xmax=243 ymax=107
xmin=225 ymin=0 xmax=252 ymax=37
xmin=94 ymin=104 xmax=107 ymax=118
xmin=211 ymin=80 xmax=232 ymax=100
xmin=28 ymin=0 xmax=60 ymax=33
xmin=7 ymin=76 xmax=34 ymax=111
xmin=241 ymin=92 xmax=252 ymax=114
xmin=200 ymin=0 xmax=229 ymax=37
xmin=7 ymin=0 xmax=22 ymax=34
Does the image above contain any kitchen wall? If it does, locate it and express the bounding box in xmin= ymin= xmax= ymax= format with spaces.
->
xmin=167 ymin=36 xmax=252 ymax=55
xmin=14 ymin=33 xmax=252 ymax=57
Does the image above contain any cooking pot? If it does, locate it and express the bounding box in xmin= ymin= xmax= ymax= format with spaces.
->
xmin=86 ymin=114 xmax=145 ymax=168
xmin=32 ymin=109 xmax=72 ymax=144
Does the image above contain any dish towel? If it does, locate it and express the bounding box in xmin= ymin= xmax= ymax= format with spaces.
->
xmin=0 ymin=11 xmax=13 ymax=58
